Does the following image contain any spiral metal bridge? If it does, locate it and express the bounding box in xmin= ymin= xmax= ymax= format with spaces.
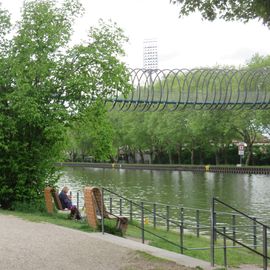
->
xmin=107 ymin=68 xmax=270 ymax=111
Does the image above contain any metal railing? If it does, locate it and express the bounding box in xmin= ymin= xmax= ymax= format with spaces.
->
xmin=69 ymin=189 xmax=269 ymax=268
xmin=211 ymin=197 xmax=270 ymax=269
xmin=101 ymin=187 xmax=187 ymax=254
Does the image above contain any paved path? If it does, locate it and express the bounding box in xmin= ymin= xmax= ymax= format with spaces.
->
xmin=0 ymin=214 xmax=246 ymax=270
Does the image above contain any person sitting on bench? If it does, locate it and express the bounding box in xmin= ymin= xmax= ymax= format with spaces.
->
xmin=59 ymin=186 xmax=81 ymax=220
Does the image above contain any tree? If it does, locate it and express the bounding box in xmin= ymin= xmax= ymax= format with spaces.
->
xmin=67 ymin=102 xmax=116 ymax=162
xmin=171 ymin=0 xmax=270 ymax=27
xmin=0 ymin=0 xmax=131 ymax=209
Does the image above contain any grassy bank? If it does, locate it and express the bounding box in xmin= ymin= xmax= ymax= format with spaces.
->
xmin=0 ymin=209 xmax=263 ymax=268
xmin=0 ymin=209 xmax=94 ymax=232
xmin=126 ymin=222 xmax=263 ymax=268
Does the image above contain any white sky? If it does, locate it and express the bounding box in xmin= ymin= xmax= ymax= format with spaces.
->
xmin=1 ymin=0 xmax=270 ymax=69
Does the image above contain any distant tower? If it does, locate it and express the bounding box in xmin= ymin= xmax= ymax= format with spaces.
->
xmin=143 ymin=39 xmax=158 ymax=71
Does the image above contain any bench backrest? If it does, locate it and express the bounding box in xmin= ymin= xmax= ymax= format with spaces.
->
xmin=44 ymin=187 xmax=64 ymax=213
xmin=91 ymin=187 xmax=109 ymax=218
xmin=51 ymin=189 xmax=64 ymax=210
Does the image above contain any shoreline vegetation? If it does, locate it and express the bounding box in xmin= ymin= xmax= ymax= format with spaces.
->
xmin=0 ymin=209 xmax=263 ymax=269
xmin=56 ymin=162 xmax=270 ymax=174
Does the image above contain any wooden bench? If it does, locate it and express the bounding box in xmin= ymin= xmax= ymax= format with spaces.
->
xmin=84 ymin=186 xmax=128 ymax=234
xmin=44 ymin=187 xmax=69 ymax=214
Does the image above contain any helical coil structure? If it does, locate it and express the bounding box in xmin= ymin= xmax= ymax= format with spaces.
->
xmin=107 ymin=68 xmax=270 ymax=111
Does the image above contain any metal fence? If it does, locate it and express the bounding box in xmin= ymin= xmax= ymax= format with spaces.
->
xmin=70 ymin=188 xmax=270 ymax=268
xmin=211 ymin=197 xmax=270 ymax=269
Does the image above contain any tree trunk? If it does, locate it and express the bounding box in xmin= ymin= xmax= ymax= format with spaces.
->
xmin=139 ymin=149 xmax=145 ymax=163
xmin=168 ymin=151 xmax=173 ymax=164
xmin=223 ymin=146 xmax=228 ymax=165
xmin=150 ymin=147 xmax=155 ymax=164
xmin=199 ymin=149 xmax=204 ymax=164
xmin=245 ymin=145 xmax=253 ymax=165
xmin=177 ymin=145 xmax=182 ymax=164
xmin=215 ymin=150 xmax=220 ymax=165
xmin=190 ymin=149 xmax=195 ymax=165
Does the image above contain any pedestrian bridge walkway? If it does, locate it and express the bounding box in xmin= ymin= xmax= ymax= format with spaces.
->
xmin=106 ymin=68 xmax=270 ymax=111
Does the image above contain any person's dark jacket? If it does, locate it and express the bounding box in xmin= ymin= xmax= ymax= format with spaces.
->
xmin=59 ymin=191 xmax=72 ymax=209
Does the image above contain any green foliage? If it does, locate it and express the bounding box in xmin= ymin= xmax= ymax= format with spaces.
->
xmin=0 ymin=1 xmax=131 ymax=208
xmin=11 ymin=199 xmax=47 ymax=213
xmin=66 ymin=101 xmax=116 ymax=162
xmin=171 ymin=0 xmax=270 ymax=27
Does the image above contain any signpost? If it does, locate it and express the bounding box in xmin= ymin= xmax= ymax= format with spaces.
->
xmin=238 ymin=142 xmax=245 ymax=166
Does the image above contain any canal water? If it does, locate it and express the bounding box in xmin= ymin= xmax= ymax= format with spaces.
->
xmin=58 ymin=166 xmax=270 ymax=221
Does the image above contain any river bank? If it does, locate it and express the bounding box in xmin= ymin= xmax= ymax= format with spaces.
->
xmin=57 ymin=162 xmax=270 ymax=174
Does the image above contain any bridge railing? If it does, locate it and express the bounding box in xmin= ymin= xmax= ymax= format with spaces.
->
xmin=106 ymin=68 xmax=270 ymax=111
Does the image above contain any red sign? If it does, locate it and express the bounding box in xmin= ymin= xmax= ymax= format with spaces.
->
xmin=238 ymin=143 xmax=245 ymax=156
xmin=238 ymin=145 xmax=244 ymax=151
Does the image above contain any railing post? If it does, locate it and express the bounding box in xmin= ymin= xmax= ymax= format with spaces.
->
xmin=196 ymin=209 xmax=200 ymax=237
xmin=180 ymin=207 xmax=184 ymax=254
xmin=180 ymin=207 xmax=184 ymax=226
xmin=76 ymin=192 xmax=79 ymax=209
xmin=263 ymin=225 xmax=268 ymax=270
xmin=153 ymin=203 xmax=156 ymax=228
xmin=129 ymin=200 xmax=133 ymax=222
xmin=223 ymin=227 xmax=227 ymax=269
xmin=141 ymin=202 xmax=144 ymax=244
xmin=211 ymin=198 xmax=215 ymax=267
xmin=232 ymin=214 xmax=236 ymax=246
xmin=213 ymin=211 xmax=217 ymax=241
xmin=166 ymin=205 xmax=170 ymax=231
xmin=253 ymin=218 xmax=257 ymax=250
xmin=70 ymin=191 xmax=72 ymax=204
xmin=101 ymin=188 xmax=104 ymax=235
xmin=109 ymin=197 xmax=113 ymax=214
xmin=119 ymin=198 xmax=122 ymax=216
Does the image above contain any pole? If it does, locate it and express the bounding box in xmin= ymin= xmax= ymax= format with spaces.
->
xmin=153 ymin=203 xmax=156 ymax=228
xmin=263 ymin=225 xmax=268 ymax=270
xmin=76 ymin=192 xmax=79 ymax=209
xmin=211 ymin=198 xmax=215 ymax=267
xmin=166 ymin=205 xmax=170 ymax=231
xmin=101 ymin=188 xmax=104 ymax=235
xmin=141 ymin=202 xmax=144 ymax=244
xmin=223 ymin=227 xmax=227 ymax=269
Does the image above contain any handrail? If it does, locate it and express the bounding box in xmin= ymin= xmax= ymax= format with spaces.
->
xmin=214 ymin=197 xmax=270 ymax=229
xmin=102 ymin=186 xmax=186 ymax=253
xmin=212 ymin=197 xmax=269 ymax=269
xmin=102 ymin=187 xmax=181 ymax=227
xmin=215 ymin=227 xmax=270 ymax=259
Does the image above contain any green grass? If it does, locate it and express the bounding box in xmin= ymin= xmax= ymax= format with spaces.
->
xmin=134 ymin=250 xmax=172 ymax=263
xmin=126 ymin=221 xmax=263 ymax=268
xmin=0 ymin=208 xmax=125 ymax=235
xmin=0 ymin=209 xmax=95 ymax=232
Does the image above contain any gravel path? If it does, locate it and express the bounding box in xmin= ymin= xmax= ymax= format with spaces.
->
xmin=0 ymin=215 xmax=200 ymax=270
xmin=0 ymin=215 xmax=133 ymax=270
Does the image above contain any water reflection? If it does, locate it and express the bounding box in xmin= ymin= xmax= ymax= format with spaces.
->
xmin=58 ymin=167 xmax=270 ymax=219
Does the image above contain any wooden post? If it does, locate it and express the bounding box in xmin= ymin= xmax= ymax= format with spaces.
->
xmin=44 ymin=187 xmax=54 ymax=214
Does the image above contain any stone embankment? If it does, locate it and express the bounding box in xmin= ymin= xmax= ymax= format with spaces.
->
xmin=57 ymin=162 xmax=270 ymax=175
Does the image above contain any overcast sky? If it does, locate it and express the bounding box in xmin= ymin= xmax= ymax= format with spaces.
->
xmin=1 ymin=0 xmax=270 ymax=69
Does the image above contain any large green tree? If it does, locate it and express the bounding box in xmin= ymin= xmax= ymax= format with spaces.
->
xmin=67 ymin=102 xmax=116 ymax=162
xmin=171 ymin=0 xmax=270 ymax=27
xmin=0 ymin=0 xmax=131 ymax=208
